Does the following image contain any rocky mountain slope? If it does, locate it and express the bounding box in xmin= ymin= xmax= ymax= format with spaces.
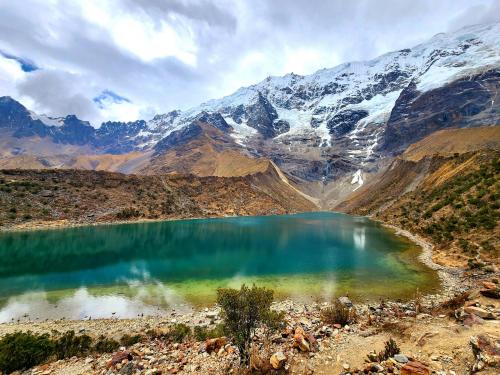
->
xmin=338 ymin=127 xmax=500 ymax=268
xmin=0 ymin=23 xmax=498 ymax=206
xmin=0 ymin=166 xmax=317 ymax=230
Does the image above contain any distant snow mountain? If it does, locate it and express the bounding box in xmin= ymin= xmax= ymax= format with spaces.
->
xmin=138 ymin=22 xmax=500 ymax=182
xmin=1 ymin=22 xmax=499 ymax=189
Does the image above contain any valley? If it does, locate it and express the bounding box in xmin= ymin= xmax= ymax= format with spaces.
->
xmin=0 ymin=18 xmax=498 ymax=375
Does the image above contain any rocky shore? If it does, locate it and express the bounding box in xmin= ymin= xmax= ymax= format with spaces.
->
xmin=0 ymin=268 xmax=499 ymax=375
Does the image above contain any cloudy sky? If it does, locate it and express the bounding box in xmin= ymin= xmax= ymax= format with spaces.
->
xmin=0 ymin=0 xmax=499 ymax=126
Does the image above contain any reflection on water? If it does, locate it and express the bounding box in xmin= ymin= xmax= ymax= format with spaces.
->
xmin=353 ymin=227 xmax=366 ymax=250
xmin=0 ymin=212 xmax=439 ymax=321
xmin=0 ymin=288 xmax=173 ymax=322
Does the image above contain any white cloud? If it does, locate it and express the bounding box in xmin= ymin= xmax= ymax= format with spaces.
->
xmin=0 ymin=0 xmax=498 ymax=126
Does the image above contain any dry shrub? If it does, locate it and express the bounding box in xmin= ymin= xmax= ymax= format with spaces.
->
xmin=321 ymin=300 xmax=356 ymax=326
xmin=377 ymin=338 xmax=400 ymax=362
xmin=437 ymin=292 xmax=470 ymax=316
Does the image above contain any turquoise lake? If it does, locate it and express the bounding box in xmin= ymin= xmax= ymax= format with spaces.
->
xmin=0 ymin=212 xmax=439 ymax=322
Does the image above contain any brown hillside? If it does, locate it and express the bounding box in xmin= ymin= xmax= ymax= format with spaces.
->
xmin=0 ymin=168 xmax=316 ymax=230
xmin=142 ymin=122 xmax=271 ymax=177
xmin=402 ymin=126 xmax=500 ymax=162
xmin=339 ymin=149 xmax=499 ymax=268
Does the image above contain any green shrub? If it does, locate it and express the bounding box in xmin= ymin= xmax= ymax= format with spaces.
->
xmin=54 ymin=330 xmax=92 ymax=359
xmin=217 ymin=284 xmax=279 ymax=366
xmin=193 ymin=324 xmax=226 ymax=341
xmin=93 ymin=335 xmax=119 ymax=353
xmin=167 ymin=324 xmax=191 ymax=343
xmin=0 ymin=331 xmax=54 ymax=373
xmin=120 ymin=334 xmax=143 ymax=347
xmin=116 ymin=207 xmax=141 ymax=219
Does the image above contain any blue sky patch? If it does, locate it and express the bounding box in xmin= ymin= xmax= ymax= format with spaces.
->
xmin=93 ymin=90 xmax=131 ymax=108
xmin=0 ymin=50 xmax=38 ymax=72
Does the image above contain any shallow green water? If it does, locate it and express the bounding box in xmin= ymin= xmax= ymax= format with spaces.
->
xmin=0 ymin=212 xmax=439 ymax=321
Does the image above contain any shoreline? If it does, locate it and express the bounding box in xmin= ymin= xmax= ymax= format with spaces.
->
xmin=0 ymin=210 xmax=333 ymax=233
xmin=380 ymin=222 xmax=465 ymax=303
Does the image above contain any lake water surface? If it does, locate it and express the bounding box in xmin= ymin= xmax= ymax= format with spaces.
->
xmin=0 ymin=212 xmax=439 ymax=322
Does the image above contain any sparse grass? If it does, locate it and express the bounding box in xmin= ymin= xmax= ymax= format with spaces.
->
xmin=167 ymin=323 xmax=192 ymax=343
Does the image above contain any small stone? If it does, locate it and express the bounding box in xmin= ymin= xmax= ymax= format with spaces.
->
xmin=338 ymin=296 xmax=353 ymax=307
xmin=293 ymin=333 xmax=310 ymax=352
xmin=430 ymin=354 xmax=440 ymax=361
xmin=394 ymin=354 xmax=409 ymax=363
xmin=342 ymin=363 xmax=350 ymax=370
xmin=270 ymin=351 xmax=287 ymax=369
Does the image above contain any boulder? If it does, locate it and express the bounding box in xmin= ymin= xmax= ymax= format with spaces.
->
xmin=463 ymin=313 xmax=485 ymax=327
xmin=482 ymin=281 xmax=497 ymax=290
xmin=401 ymin=361 xmax=430 ymax=375
xmin=480 ymin=288 xmax=500 ymax=299
xmin=270 ymin=351 xmax=287 ymax=369
xmin=293 ymin=332 xmax=310 ymax=352
xmin=470 ymin=334 xmax=500 ymax=371
xmin=305 ymin=333 xmax=318 ymax=351
xmin=464 ymin=306 xmax=494 ymax=319
xmin=109 ymin=351 xmax=133 ymax=367
xmin=205 ymin=337 xmax=227 ymax=354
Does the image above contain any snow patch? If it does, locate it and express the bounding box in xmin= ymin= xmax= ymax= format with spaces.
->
xmin=351 ymin=169 xmax=364 ymax=191
xmin=30 ymin=112 xmax=64 ymax=127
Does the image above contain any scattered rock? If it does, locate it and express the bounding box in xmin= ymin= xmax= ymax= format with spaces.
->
xmin=108 ymin=351 xmax=133 ymax=367
xmin=338 ymin=296 xmax=353 ymax=308
xmin=205 ymin=337 xmax=227 ymax=354
xmin=394 ymin=354 xmax=409 ymax=363
xmin=401 ymin=361 xmax=430 ymax=375
xmin=464 ymin=306 xmax=494 ymax=319
xmin=470 ymin=334 xmax=500 ymax=372
xmin=119 ymin=362 xmax=134 ymax=375
xmin=270 ymin=351 xmax=287 ymax=369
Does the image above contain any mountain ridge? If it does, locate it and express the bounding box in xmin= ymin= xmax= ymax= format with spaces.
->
xmin=0 ymin=22 xmax=499 ymax=207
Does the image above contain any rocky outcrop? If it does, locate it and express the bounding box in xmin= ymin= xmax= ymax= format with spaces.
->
xmin=245 ymin=92 xmax=281 ymax=138
xmin=380 ymin=69 xmax=500 ymax=154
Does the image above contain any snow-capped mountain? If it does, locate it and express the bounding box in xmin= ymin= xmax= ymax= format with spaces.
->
xmin=1 ymin=22 xmax=499 ymax=188
xmin=137 ymin=22 xmax=499 ymax=182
